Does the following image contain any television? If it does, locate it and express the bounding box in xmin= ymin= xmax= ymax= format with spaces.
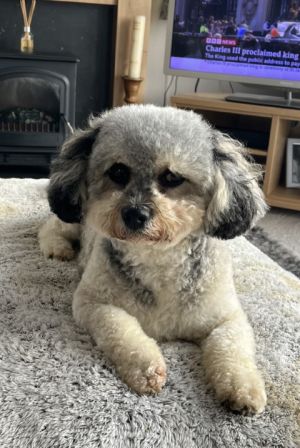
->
xmin=164 ymin=0 xmax=300 ymax=108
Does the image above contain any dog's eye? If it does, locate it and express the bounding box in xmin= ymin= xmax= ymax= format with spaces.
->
xmin=107 ymin=163 xmax=130 ymax=187
xmin=158 ymin=169 xmax=185 ymax=188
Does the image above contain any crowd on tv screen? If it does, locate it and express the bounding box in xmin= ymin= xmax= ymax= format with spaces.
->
xmin=174 ymin=1 xmax=300 ymax=44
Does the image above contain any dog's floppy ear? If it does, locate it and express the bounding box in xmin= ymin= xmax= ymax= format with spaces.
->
xmin=48 ymin=125 xmax=98 ymax=223
xmin=204 ymin=131 xmax=268 ymax=239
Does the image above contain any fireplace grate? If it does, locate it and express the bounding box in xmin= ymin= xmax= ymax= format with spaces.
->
xmin=0 ymin=108 xmax=58 ymax=133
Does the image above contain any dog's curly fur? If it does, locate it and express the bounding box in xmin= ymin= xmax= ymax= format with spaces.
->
xmin=39 ymin=105 xmax=268 ymax=413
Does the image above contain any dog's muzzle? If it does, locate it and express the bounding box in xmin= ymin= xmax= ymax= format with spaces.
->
xmin=121 ymin=205 xmax=152 ymax=231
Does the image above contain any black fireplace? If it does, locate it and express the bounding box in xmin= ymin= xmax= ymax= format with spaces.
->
xmin=0 ymin=52 xmax=78 ymax=168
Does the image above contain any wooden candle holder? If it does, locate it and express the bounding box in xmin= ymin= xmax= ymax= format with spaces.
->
xmin=122 ymin=76 xmax=143 ymax=104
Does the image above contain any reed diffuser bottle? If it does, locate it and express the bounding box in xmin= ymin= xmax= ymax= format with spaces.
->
xmin=21 ymin=26 xmax=34 ymax=53
xmin=20 ymin=0 xmax=36 ymax=54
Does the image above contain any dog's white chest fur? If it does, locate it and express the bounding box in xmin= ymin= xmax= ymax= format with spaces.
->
xmin=79 ymin=230 xmax=233 ymax=342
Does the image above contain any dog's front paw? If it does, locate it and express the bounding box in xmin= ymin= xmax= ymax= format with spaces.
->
xmin=217 ymin=372 xmax=267 ymax=414
xmin=40 ymin=237 xmax=76 ymax=261
xmin=121 ymin=358 xmax=167 ymax=394
xmin=38 ymin=217 xmax=79 ymax=261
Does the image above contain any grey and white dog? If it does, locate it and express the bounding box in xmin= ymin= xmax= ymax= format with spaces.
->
xmin=39 ymin=105 xmax=268 ymax=414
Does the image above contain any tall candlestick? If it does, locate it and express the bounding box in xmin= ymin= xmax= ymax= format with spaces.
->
xmin=128 ymin=16 xmax=146 ymax=80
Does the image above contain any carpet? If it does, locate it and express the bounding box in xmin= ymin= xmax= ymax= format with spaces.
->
xmin=0 ymin=178 xmax=299 ymax=448
xmin=246 ymin=227 xmax=300 ymax=279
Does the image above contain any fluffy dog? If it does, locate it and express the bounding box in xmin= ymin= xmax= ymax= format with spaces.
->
xmin=39 ymin=105 xmax=268 ymax=414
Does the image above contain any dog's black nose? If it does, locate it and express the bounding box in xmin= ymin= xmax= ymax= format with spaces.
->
xmin=121 ymin=206 xmax=152 ymax=231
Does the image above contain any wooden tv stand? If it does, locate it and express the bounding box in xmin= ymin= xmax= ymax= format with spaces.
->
xmin=171 ymin=93 xmax=300 ymax=212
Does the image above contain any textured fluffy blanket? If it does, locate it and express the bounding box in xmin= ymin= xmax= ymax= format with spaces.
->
xmin=0 ymin=178 xmax=299 ymax=448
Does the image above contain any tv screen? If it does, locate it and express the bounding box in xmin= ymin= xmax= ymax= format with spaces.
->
xmin=165 ymin=0 xmax=300 ymax=89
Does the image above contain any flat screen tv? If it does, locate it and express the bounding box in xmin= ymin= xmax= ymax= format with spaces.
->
xmin=164 ymin=0 xmax=300 ymax=108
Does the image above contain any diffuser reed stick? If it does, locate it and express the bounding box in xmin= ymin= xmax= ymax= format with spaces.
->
xmin=20 ymin=0 xmax=37 ymax=53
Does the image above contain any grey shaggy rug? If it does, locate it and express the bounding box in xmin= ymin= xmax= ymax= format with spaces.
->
xmin=0 ymin=178 xmax=299 ymax=448
xmin=246 ymin=227 xmax=300 ymax=280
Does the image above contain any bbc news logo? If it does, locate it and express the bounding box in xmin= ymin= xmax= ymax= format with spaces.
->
xmin=206 ymin=38 xmax=236 ymax=46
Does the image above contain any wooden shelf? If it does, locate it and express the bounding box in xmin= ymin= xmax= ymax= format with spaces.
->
xmin=172 ymin=93 xmax=300 ymax=120
xmin=247 ymin=148 xmax=268 ymax=157
xmin=266 ymin=186 xmax=300 ymax=211
xmin=171 ymin=94 xmax=300 ymax=212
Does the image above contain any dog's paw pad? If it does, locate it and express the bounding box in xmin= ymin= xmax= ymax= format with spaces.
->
xmin=223 ymin=384 xmax=267 ymax=414
xmin=50 ymin=246 xmax=76 ymax=261
xmin=124 ymin=361 xmax=167 ymax=395
xmin=144 ymin=365 xmax=167 ymax=393
xmin=42 ymin=243 xmax=76 ymax=261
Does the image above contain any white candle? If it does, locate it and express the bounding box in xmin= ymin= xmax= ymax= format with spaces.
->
xmin=128 ymin=16 xmax=146 ymax=79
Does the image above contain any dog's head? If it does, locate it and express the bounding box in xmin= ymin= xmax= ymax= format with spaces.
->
xmin=48 ymin=105 xmax=267 ymax=245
